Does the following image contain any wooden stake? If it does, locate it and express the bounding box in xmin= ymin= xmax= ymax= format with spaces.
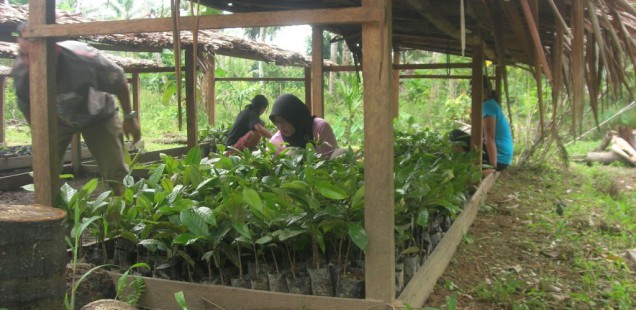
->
xmin=311 ymin=26 xmax=324 ymax=117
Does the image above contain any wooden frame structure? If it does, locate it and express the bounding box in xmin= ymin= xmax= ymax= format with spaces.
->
xmin=15 ymin=0 xmax=636 ymax=308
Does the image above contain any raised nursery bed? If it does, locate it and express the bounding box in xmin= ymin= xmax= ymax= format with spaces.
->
xmin=102 ymin=174 xmax=496 ymax=310
xmin=55 ymin=129 xmax=487 ymax=309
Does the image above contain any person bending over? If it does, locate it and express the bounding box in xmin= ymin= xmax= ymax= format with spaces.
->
xmin=12 ymin=29 xmax=140 ymax=194
xmin=225 ymin=95 xmax=273 ymax=154
xmin=269 ymin=94 xmax=338 ymax=158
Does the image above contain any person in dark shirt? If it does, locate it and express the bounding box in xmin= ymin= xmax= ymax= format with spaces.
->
xmin=12 ymin=25 xmax=140 ymax=194
xmin=225 ymin=95 xmax=273 ymax=154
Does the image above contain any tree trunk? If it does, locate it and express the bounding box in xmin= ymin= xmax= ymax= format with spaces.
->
xmin=0 ymin=204 xmax=68 ymax=309
xmin=616 ymin=125 xmax=636 ymax=150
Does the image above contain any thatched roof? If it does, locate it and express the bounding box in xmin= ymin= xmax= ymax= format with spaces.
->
xmin=0 ymin=65 xmax=10 ymax=76
xmin=196 ymin=0 xmax=636 ymax=132
xmin=0 ymin=4 xmax=309 ymax=67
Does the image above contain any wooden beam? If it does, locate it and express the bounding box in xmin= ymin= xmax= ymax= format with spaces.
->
xmin=23 ymin=7 xmax=382 ymax=38
xmin=397 ymin=173 xmax=497 ymax=307
xmin=304 ymin=67 xmax=312 ymax=109
xmin=71 ymin=134 xmax=82 ymax=176
xmin=29 ymin=0 xmax=58 ymax=207
xmin=206 ymin=56 xmax=216 ymax=126
xmin=551 ymin=1 xmax=565 ymax=133
xmin=185 ymin=47 xmax=198 ymax=148
xmin=572 ymin=0 xmax=585 ymax=136
xmin=399 ymin=74 xmax=473 ymax=79
xmin=362 ymin=0 xmax=394 ymax=303
xmin=0 ymin=77 xmax=5 ymax=144
xmin=323 ymin=63 xmax=473 ymax=72
xmin=216 ymin=77 xmax=305 ymax=82
xmin=471 ymin=43 xmax=484 ymax=158
xmin=499 ymin=0 xmax=534 ymax=64
xmin=392 ymin=50 xmax=400 ymax=119
xmin=131 ymin=73 xmax=140 ymax=126
xmin=109 ymin=272 xmax=387 ymax=310
xmin=405 ymin=0 xmax=496 ymax=60
xmin=520 ymin=0 xmax=553 ymax=85
xmin=311 ymin=26 xmax=324 ymax=117
xmin=393 ymin=63 xmax=473 ymax=70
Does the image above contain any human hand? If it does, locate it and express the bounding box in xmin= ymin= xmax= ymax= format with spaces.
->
xmin=123 ymin=118 xmax=141 ymax=143
xmin=483 ymin=168 xmax=495 ymax=176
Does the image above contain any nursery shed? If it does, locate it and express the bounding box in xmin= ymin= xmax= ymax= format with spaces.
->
xmin=11 ymin=0 xmax=636 ymax=309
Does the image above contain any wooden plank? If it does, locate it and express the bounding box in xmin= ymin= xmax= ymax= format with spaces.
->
xmin=0 ymin=77 xmax=5 ymax=144
xmin=216 ymin=77 xmax=305 ymax=82
xmin=362 ymin=0 xmax=395 ymax=303
xmin=23 ymin=7 xmax=382 ymax=38
xmin=392 ymin=50 xmax=400 ymax=119
xmin=107 ymin=272 xmax=387 ymax=310
xmin=520 ymin=0 xmax=553 ymax=86
xmin=311 ymin=26 xmax=324 ymax=117
xmin=399 ymin=74 xmax=473 ymax=79
xmin=131 ymin=73 xmax=140 ymax=126
xmin=470 ymin=44 xmax=484 ymax=156
xmin=571 ymin=0 xmax=585 ymax=136
xmin=304 ymin=67 xmax=312 ymax=108
xmin=206 ymin=56 xmax=216 ymax=126
xmin=405 ymin=0 xmax=496 ymax=60
xmin=397 ymin=173 xmax=498 ymax=307
xmin=29 ymin=0 xmax=58 ymax=207
xmin=551 ymin=1 xmax=564 ymax=133
xmin=185 ymin=47 xmax=198 ymax=148
xmin=323 ymin=63 xmax=473 ymax=72
xmin=71 ymin=134 xmax=82 ymax=176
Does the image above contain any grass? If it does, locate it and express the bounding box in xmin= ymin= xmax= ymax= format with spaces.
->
xmin=425 ymin=162 xmax=636 ymax=309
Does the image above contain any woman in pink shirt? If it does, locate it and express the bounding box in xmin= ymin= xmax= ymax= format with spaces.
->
xmin=269 ymin=94 xmax=338 ymax=157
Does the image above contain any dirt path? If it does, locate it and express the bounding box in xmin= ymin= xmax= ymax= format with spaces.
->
xmin=424 ymin=165 xmax=636 ymax=309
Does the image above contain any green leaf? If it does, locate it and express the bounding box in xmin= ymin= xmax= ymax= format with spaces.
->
xmin=123 ymin=175 xmax=135 ymax=188
xmin=173 ymin=233 xmax=200 ymax=246
xmin=348 ymin=222 xmax=368 ymax=251
xmin=175 ymin=291 xmax=189 ymax=310
xmin=180 ymin=209 xmax=209 ymax=236
xmin=242 ymin=188 xmax=263 ymax=215
xmin=416 ymin=209 xmax=429 ymax=227
xmin=194 ymin=206 xmax=216 ymax=226
xmin=148 ymin=164 xmax=165 ymax=186
xmin=232 ymin=222 xmax=252 ymax=242
xmin=255 ymin=235 xmax=273 ymax=245
xmin=184 ymin=147 xmax=202 ymax=166
xmin=351 ymin=186 xmax=365 ymax=210
xmin=60 ymin=183 xmax=77 ymax=204
xmin=276 ymin=229 xmax=306 ymax=241
xmin=400 ymin=246 xmax=420 ymax=256
xmin=316 ymin=181 xmax=348 ymax=200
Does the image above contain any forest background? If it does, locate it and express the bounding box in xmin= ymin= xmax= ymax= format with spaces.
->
xmin=1 ymin=0 xmax=635 ymax=165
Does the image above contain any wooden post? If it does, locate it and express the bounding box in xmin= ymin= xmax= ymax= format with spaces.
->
xmin=71 ymin=134 xmax=82 ymax=176
xmin=362 ymin=0 xmax=394 ymax=303
xmin=392 ymin=49 xmax=400 ymax=119
xmin=185 ymin=47 xmax=198 ymax=148
xmin=304 ymin=67 xmax=311 ymax=109
xmin=572 ymin=0 xmax=585 ymax=136
xmin=471 ymin=44 xmax=484 ymax=159
xmin=0 ymin=77 xmax=5 ymax=145
xmin=206 ymin=56 xmax=216 ymax=126
xmin=311 ymin=26 xmax=324 ymax=117
xmin=131 ymin=73 xmax=140 ymax=124
xmin=29 ymin=0 xmax=58 ymax=206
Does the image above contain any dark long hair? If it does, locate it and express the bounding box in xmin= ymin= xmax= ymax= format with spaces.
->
xmin=244 ymin=95 xmax=268 ymax=111
xmin=269 ymin=94 xmax=315 ymax=148
xmin=483 ymin=76 xmax=499 ymax=102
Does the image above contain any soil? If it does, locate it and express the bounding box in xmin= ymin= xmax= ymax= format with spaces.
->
xmin=424 ymin=165 xmax=636 ymax=309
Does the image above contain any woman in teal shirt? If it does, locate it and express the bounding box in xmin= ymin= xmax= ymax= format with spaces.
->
xmin=481 ymin=78 xmax=513 ymax=173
